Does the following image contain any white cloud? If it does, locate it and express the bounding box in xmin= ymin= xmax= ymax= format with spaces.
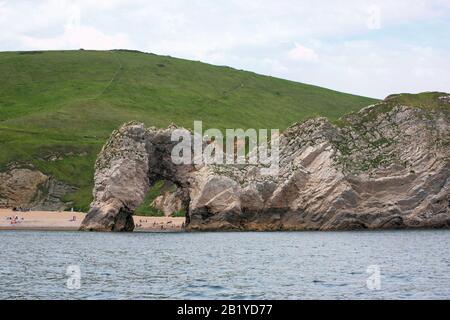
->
xmin=0 ymin=0 xmax=449 ymax=97
xmin=273 ymin=40 xmax=450 ymax=98
xmin=20 ymin=25 xmax=132 ymax=51
xmin=287 ymin=44 xmax=319 ymax=62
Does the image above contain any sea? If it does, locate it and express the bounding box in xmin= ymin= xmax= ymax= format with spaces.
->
xmin=0 ymin=230 xmax=449 ymax=299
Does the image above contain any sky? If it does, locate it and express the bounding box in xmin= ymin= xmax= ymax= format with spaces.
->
xmin=1 ymin=0 xmax=450 ymax=98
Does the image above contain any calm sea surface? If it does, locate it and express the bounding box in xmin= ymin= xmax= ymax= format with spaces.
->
xmin=0 ymin=230 xmax=449 ymax=299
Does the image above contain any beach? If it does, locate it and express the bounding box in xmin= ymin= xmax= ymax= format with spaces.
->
xmin=0 ymin=209 xmax=185 ymax=232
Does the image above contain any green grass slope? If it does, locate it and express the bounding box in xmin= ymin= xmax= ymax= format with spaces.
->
xmin=0 ymin=50 xmax=378 ymax=211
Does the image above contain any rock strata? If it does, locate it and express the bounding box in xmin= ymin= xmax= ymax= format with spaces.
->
xmin=0 ymin=168 xmax=76 ymax=211
xmin=151 ymin=181 xmax=184 ymax=216
xmin=80 ymin=94 xmax=450 ymax=231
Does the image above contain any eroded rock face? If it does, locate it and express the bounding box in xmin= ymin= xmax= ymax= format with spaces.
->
xmin=80 ymin=122 xmax=150 ymax=231
xmin=80 ymin=122 xmax=194 ymax=231
xmin=151 ymin=181 xmax=184 ymax=216
xmin=80 ymin=97 xmax=450 ymax=232
xmin=0 ymin=168 xmax=76 ymax=211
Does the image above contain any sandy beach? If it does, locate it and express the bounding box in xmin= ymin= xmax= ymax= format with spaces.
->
xmin=0 ymin=209 xmax=185 ymax=232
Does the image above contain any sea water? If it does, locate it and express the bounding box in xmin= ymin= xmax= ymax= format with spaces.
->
xmin=0 ymin=230 xmax=449 ymax=299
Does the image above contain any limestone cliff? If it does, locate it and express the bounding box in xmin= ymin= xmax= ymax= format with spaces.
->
xmin=80 ymin=93 xmax=450 ymax=231
xmin=0 ymin=167 xmax=77 ymax=211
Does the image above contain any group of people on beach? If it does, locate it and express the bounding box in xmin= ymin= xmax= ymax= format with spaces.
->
xmin=5 ymin=215 xmax=24 ymax=225
xmin=135 ymin=219 xmax=185 ymax=231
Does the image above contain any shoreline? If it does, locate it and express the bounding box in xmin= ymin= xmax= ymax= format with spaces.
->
xmin=3 ymin=209 xmax=448 ymax=233
xmin=0 ymin=209 xmax=185 ymax=232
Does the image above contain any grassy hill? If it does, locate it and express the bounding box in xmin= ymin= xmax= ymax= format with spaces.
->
xmin=0 ymin=50 xmax=378 ymax=211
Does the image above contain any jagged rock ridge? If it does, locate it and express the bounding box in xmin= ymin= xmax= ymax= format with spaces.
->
xmin=80 ymin=93 xmax=450 ymax=231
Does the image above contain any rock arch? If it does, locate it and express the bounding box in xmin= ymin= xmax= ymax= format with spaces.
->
xmin=80 ymin=122 xmax=195 ymax=231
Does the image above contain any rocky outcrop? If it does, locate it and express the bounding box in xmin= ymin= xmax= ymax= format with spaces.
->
xmin=151 ymin=181 xmax=184 ymax=216
xmin=79 ymin=123 xmax=194 ymax=231
xmin=80 ymin=93 xmax=450 ymax=231
xmin=0 ymin=168 xmax=77 ymax=211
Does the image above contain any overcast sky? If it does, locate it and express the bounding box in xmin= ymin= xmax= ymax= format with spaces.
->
xmin=1 ymin=0 xmax=449 ymax=98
